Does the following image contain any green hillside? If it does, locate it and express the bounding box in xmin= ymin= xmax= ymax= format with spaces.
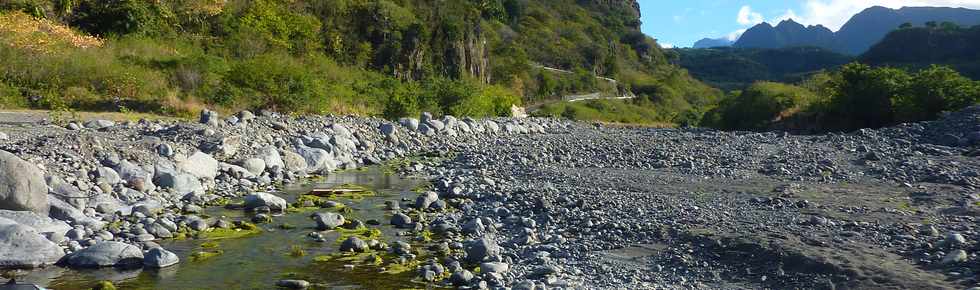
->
xmin=861 ymin=23 xmax=980 ymax=80
xmin=0 ymin=0 xmax=719 ymax=123
xmin=673 ymin=46 xmax=852 ymax=91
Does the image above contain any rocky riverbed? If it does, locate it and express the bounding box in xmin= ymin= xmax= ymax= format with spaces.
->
xmin=0 ymin=107 xmax=979 ymax=289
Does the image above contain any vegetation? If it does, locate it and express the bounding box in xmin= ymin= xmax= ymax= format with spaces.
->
xmin=673 ymin=46 xmax=852 ymax=91
xmin=0 ymin=0 xmax=719 ymax=125
xmin=861 ymin=23 xmax=980 ymax=80
xmin=704 ymin=63 xmax=980 ymax=132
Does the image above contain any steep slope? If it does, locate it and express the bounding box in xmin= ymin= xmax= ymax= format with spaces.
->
xmin=733 ymin=20 xmax=834 ymax=49
xmin=835 ymin=6 xmax=980 ymax=55
xmin=861 ymin=24 xmax=980 ymax=79
xmin=675 ymin=46 xmax=852 ymax=91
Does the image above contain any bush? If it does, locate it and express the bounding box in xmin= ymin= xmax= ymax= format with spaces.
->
xmin=704 ymin=82 xmax=816 ymax=130
xmin=218 ymin=53 xmax=326 ymax=112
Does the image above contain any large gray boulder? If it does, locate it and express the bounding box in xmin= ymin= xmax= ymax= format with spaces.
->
xmin=178 ymin=151 xmax=219 ymax=180
xmin=242 ymin=158 xmax=266 ymax=176
xmin=280 ymin=150 xmax=309 ymax=173
xmin=0 ymin=210 xmax=70 ymax=237
xmin=313 ymin=212 xmax=345 ymax=230
xmin=244 ymin=192 xmax=287 ymax=212
xmin=294 ymin=146 xmax=333 ymax=174
xmin=0 ymin=150 xmax=48 ymax=214
xmin=45 ymin=175 xmax=88 ymax=209
xmin=464 ymin=238 xmax=500 ymax=263
xmin=399 ymin=118 xmax=420 ymax=131
xmin=258 ymin=146 xmax=285 ymax=171
xmin=415 ymin=191 xmax=439 ymax=210
xmin=0 ymin=224 xmax=64 ymax=268
xmin=66 ymin=241 xmax=143 ymax=268
xmin=143 ymin=247 xmax=179 ymax=268
xmin=199 ymin=109 xmax=219 ymax=126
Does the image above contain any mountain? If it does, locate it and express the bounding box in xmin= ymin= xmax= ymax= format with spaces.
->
xmin=674 ymin=46 xmax=851 ymax=91
xmin=861 ymin=24 xmax=980 ymax=79
xmin=693 ymin=37 xmax=732 ymax=48
xmin=730 ymin=6 xmax=980 ymax=55
xmin=733 ymin=20 xmax=834 ymax=49
xmin=834 ymin=6 xmax=980 ymax=55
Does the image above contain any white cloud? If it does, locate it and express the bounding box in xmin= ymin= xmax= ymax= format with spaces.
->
xmin=727 ymin=29 xmax=747 ymax=41
xmin=773 ymin=9 xmax=801 ymax=23
xmin=737 ymin=6 xmax=764 ymax=25
xmin=661 ymin=42 xmax=676 ymax=49
xmin=795 ymin=0 xmax=980 ymax=31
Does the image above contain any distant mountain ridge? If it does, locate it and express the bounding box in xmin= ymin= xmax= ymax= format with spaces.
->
xmin=693 ymin=37 xmax=733 ymax=48
xmin=731 ymin=6 xmax=980 ymax=55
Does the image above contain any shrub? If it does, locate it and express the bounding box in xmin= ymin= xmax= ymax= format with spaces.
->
xmin=704 ymin=82 xmax=816 ymax=130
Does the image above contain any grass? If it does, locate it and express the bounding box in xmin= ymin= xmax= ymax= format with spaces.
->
xmin=288 ymin=245 xmax=306 ymax=257
xmin=534 ymin=99 xmax=680 ymax=125
xmin=197 ymin=222 xmax=262 ymax=240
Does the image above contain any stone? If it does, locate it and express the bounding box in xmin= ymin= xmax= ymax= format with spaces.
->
xmin=462 ymin=218 xmax=485 ymax=235
xmin=0 ymin=224 xmax=64 ymax=268
xmin=146 ymin=222 xmax=173 ymax=239
xmin=276 ymin=279 xmax=311 ymax=289
xmin=313 ymin=212 xmax=345 ymax=230
xmin=244 ymin=193 xmax=288 ymax=212
xmin=0 ymin=132 xmax=7 ymax=140
xmin=945 ymin=232 xmax=967 ymax=247
xmin=219 ymin=135 xmax=243 ymax=156
xmin=427 ymin=120 xmax=446 ymax=132
xmin=296 ymin=146 xmax=334 ymax=173
xmin=278 ymin=150 xmax=306 ymax=174
xmin=242 ymin=158 xmax=266 ymax=176
xmin=0 ymin=150 xmax=48 ymax=214
xmin=155 ymin=170 xmax=203 ymax=195
xmin=156 ymin=143 xmax=174 ymax=157
xmin=392 ymin=240 xmax=412 ymax=255
xmin=96 ymin=167 xmax=122 ymax=185
xmin=941 ymin=250 xmax=968 ymax=265
xmin=450 ymin=269 xmax=475 ymax=286
xmin=0 ymin=210 xmax=70 ymax=237
xmin=258 ymin=146 xmax=285 ymax=171
xmin=200 ymin=109 xmax=219 ymax=126
xmin=415 ymin=191 xmax=439 ymax=210
xmin=238 ymin=110 xmax=255 ymax=121
xmin=399 ymin=118 xmax=420 ymax=131
xmin=45 ymin=175 xmax=87 ymax=209
xmin=143 ymin=247 xmax=179 ymax=268
xmin=83 ymin=119 xmax=115 ymax=130
xmin=66 ymin=241 xmax=143 ymax=268
xmin=464 ymin=238 xmax=499 ymax=263
xmin=391 ymin=213 xmax=412 ymax=228
xmin=178 ymin=151 xmax=219 ymax=180
xmin=379 ymin=123 xmax=396 ymax=136
xmin=340 ymin=236 xmax=368 ymax=252
xmin=480 ymin=262 xmax=509 ymax=273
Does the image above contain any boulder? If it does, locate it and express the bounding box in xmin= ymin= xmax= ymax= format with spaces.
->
xmin=242 ymin=158 xmax=266 ymax=176
xmin=244 ymin=192 xmax=288 ymax=212
xmin=199 ymin=109 xmax=219 ymax=126
xmin=143 ymin=247 xmax=179 ymax=268
xmin=83 ymin=119 xmax=115 ymax=130
xmin=96 ymin=167 xmax=122 ymax=185
xmin=294 ymin=146 xmax=333 ymax=174
xmin=0 ymin=210 xmax=70 ymax=237
xmin=66 ymin=241 xmax=143 ymax=268
xmin=281 ymin=150 xmax=309 ymax=173
xmin=45 ymin=175 xmax=88 ymax=209
xmin=415 ymin=191 xmax=439 ymax=210
xmin=258 ymin=146 xmax=285 ymax=171
xmin=0 ymin=150 xmax=48 ymax=214
xmin=178 ymin=151 xmax=219 ymax=180
xmin=313 ymin=212 xmax=345 ymax=230
xmin=0 ymin=224 xmax=64 ymax=268
xmin=379 ymin=123 xmax=396 ymax=136
xmin=340 ymin=236 xmax=368 ymax=252
xmin=154 ymin=170 xmax=203 ymax=195
xmin=390 ymin=213 xmax=412 ymax=228
xmin=464 ymin=238 xmax=499 ymax=263
xmin=399 ymin=118 xmax=420 ymax=131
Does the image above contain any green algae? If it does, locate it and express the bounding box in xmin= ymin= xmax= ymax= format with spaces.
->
xmin=190 ymin=250 xmax=223 ymax=262
xmin=90 ymin=281 xmax=116 ymax=290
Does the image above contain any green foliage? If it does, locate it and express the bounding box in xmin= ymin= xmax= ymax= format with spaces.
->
xmin=70 ymin=0 xmax=175 ymax=36
xmin=705 ymin=63 xmax=980 ymax=131
xmin=861 ymin=24 xmax=980 ymax=80
xmin=703 ymin=82 xmax=816 ymax=130
xmin=90 ymin=280 xmax=116 ymax=290
xmin=675 ymin=46 xmax=852 ymax=91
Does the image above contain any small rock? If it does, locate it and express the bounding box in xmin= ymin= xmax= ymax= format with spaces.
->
xmin=143 ymin=247 xmax=179 ymax=268
xmin=276 ymin=279 xmax=310 ymax=289
xmin=313 ymin=212 xmax=345 ymax=230
xmin=340 ymin=236 xmax=368 ymax=252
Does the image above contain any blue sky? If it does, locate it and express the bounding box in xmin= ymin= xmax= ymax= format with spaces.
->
xmin=639 ymin=0 xmax=980 ymax=48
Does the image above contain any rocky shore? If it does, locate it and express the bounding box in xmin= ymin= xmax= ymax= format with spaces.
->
xmin=1 ymin=107 xmax=979 ymax=289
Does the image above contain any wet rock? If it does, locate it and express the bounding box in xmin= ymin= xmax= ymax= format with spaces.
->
xmin=941 ymin=250 xmax=968 ymax=265
xmin=143 ymin=247 xmax=179 ymax=268
xmin=450 ymin=269 xmax=474 ymax=286
xmin=391 ymin=213 xmax=412 ymax=228
xmin=0 ymin=224 xmax=64 ymax=268
xmin=415 ymin=191 xmax=439 ymax=210
xmin=66 ymin=241 xmax=143 ymax=268
xmin=280 ymin=150 xmax=308 ymax=173
xmin=480 ymin=262 xmax=509 ymax=274
xmin=340 ymin=236 xmax=368 ymax=252
xmin=276 ymin=279 xmax=310 ymax=289
xmin=257 ymin=146 xmax=285 ymax=171
xmin=313 ymin=212 xmax=345 ymax=230
xmin=0 ymin=150 xmax=48 ymax=214
xmin=244 ymin=192 xmax=288 ymax=212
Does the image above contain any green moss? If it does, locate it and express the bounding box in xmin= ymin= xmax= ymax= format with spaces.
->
xmin=419 ymin=230 xmax=434 ymax=242
xmin=91 ymin=280 xmax=116 ymax=290
xmin=279 ymin=223 xmax=297 ymax=230
xmin=288 ymin=245 xmax=306 ymax=257
xmin=198 ymin=222 xmax=262 ymax=240
xmin=200 ymin=241 xmax=220 ymax=249
xmin=190 ymin=250 xmax=223 ymax=261
xmin=335 ymin=227 xmax=382 ymax=243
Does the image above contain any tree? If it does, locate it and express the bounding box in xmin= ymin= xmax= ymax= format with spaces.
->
xmin=899 ymin=22 xmax=912 ymax=29
xmin=828 ymin=63 xmax=909 ymax=129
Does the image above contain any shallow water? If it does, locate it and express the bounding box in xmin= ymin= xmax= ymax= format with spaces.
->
xmin=13 ymin=167 xmax=427 ymax=290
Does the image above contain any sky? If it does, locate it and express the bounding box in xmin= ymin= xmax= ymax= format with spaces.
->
xmin=639 ymin=0 xmax=980 ymax=48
